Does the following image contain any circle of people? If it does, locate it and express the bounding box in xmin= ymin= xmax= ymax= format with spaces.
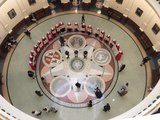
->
xmin=26 ymin=19 xmax=151 ymax=116
xmin=27 ymin=21 xmax=123 ymax=71
xmin=26 ymin=21 xmax=124 ymax=116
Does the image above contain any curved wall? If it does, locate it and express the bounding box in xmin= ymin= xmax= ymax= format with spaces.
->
xmin=0 ymin=0 xmax=160 ymax=120
xmin=103 ymin=0 xmax=160 ymax=51
xmin=0 ymin=0 xmax=49 ymax=44
xmin=0 ymin=0 xmax=159 ymax=49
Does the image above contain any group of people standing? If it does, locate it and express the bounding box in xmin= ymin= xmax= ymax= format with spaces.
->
xmin=87 ymin=87 xmax=111 ymax=112
xmin=32 ymin=106 xmax=58 ymax=116
xmin=117 ymin=56 xmax=151 ymax=97
xmin=26 ymin=73 xmax=57 ymax=116
xmin=87 ymin=99 xmax=111 ymax=112
xmin=26 ymin=13 xmax=153 ymax=117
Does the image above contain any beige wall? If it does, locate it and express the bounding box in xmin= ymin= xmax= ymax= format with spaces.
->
xmin=0 ymin=22 xmax=8 ymax=43
xmin=0 ymin=0 xmax=49 ymax=44
xmin=104 ymin=0 xmax=160 ymax=51
xmin=0 ymin=0 xmax=160 ymax=50
xmin=145 ymin=14 xmax=160 ymax=50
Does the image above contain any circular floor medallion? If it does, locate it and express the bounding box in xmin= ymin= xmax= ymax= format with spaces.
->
xmin=68 ymin=35 xmax=86 ymax=50
xmin=42 ymin=50 xmax=62 ymax=67
xmin=38 ymin=33 xmax=117 ymax=108
xmin=50 ymin=76 xmax=71 ymax=97
xmin=84 ymin=76 xmax=105 ymax=96
xmin=70 ymin=58 xmax=85 ymax=72
xmin=92 ymin=48 xmax=111 ymax=65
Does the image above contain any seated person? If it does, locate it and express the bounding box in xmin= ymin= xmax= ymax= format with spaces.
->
xmin=117 ymin=83 xmax=128 ymax=96
xmin=6 ymin=42 xmax=12 ymax=50
xmin=74 ymin=50 xmax=78 ymax=57
xmin=43 ymin=107 xmax=50 ymax=112
xmin=9 ymin=36 xmax=17 ymax=45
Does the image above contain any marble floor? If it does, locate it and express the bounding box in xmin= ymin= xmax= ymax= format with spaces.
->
xmin=2 ymin=11 xmax=151 ymax=120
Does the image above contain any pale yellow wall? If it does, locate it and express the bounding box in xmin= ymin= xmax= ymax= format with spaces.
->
xmin=0 ymin=0 xmax=160 ymax=50
xmin=0 ymin=22 xmax=8 ymax=44
xmin=145 ymin=14 xmax=160 ymax=50
xmin=18 ymin=0 xmax=49 ymax=16
xmin=0 ymin=1 xmax=24 ymax=31
xmin=127 ymin=0 xmax=153 ymax=29
xmin=103 ymin=0 xmax=160 ymax=51
xmin=0 ymin=0 xmax=49 ymax=44
xmin=126 ymin=0 xmax=160 ymax=50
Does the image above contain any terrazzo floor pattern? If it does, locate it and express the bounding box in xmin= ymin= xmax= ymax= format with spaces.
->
xmin=6 ymin=13 xmax=147 ymax=120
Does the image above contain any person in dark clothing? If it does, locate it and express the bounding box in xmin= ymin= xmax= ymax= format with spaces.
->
xmin=9 ymin=36 xmax=17 ymax=45
xmin=103 ymin=103 xmax=111 ymax=112
xmin=75 ymin=82 xmax=81 ymax=88
xmin=83 ymin=51 xmax=88 ymax=59
xmin=28 ymin=70 xmax=35 ymax=79
xmin=24 ymin=28 xmax=32 ymax=39
xmin=41 ymin=77 xmax=44 ymax=81
xmin=65 ymin=51 xmax=69 ymax=59
xmin=95 ymin=87 xmax=103 ymax=99
xmin=81 ymin=14 xmax=85 ymax=24
xmin=35 ymin=90 xmax=43 ymax=96
xmin=59 ymin=36 xmax=65 ymax=46
xmin=88 ymin=100 xmax=92 ymax=107
xmin=74 ymin=50 xmax=78 ymax=57
xmin=107 ymin=10 xmax=113 ymax=20
xmin=119 ymin=64 xmax=126 ymax=72
xmin=140 ymin=56 xmax=151 ymax=66
xmin=32 ymin=110 xmax=42 ymax=116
